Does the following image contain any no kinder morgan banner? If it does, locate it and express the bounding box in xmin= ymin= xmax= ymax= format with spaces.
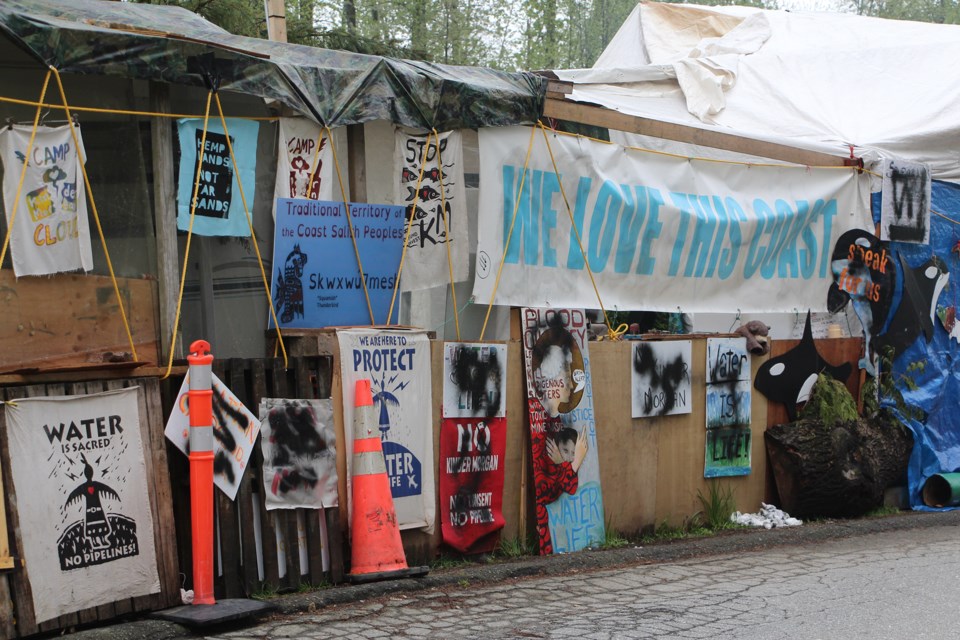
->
xmin=472 ymin=127 xmax=873 ymax=313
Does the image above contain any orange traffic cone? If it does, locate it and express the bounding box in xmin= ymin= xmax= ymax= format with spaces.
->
xmin=347 ymin=379 xmax=429 ymax=584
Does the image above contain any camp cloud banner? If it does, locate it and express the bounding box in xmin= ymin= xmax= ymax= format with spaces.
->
xmin=4 ymin=388 xmax=160 ymax=623
xmin=273 ymin=118 xmax=333 ymax=215
xmin=393 ymin=129 xmax=469 ymax=290
xmin=705 ymin=337 xmax=752 ymax=478
xmin=522 ymin=308 xmax=604 ymax=555
xmin=439 ymin=343 xmax=508 ymax=553
xmin=259 ymin=398 xmax=338 ymax=510
xmin=473 ymin=126 xmax=872 ymax=313
xmin=176 ymin=118 xmax=259 ymax=236
xmin=0 ymin=124 xmax=93 ymax=277
xmin=337 ymin=329 xmax=435 ymax=533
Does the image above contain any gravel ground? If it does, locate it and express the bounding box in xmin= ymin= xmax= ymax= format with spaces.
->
xmin=64 ymin=509 xmax=960 ymax=640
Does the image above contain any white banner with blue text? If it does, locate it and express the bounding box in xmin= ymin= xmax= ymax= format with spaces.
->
xmin=472 ymin=127 xmax=872 ymax=313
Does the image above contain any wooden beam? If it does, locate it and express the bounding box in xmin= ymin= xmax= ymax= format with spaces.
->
xmin=265 ymin=0 xmax=288 ymax=44
xmin=543 ymin=96 xmax=851 ymax=167
xmin=149 ymin=82 xmax=181 ymax=362
xmin=347 ymin=124 xmax=366 ymax=202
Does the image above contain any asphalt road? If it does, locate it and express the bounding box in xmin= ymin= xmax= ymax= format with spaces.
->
xmin=204 ymin=519 xmax=960 ymax=640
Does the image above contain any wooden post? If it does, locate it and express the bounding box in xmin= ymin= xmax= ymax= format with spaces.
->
xmin=347 ymin=125 xmax=366 ymax=202
xmin=149 ymin=82 xmax=181 ymax=361
xmin=264 ymin=0 xmax=288 ymax=43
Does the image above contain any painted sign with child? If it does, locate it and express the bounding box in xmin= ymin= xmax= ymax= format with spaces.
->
xmin=522 ymin=308 xmax=605 ymax=555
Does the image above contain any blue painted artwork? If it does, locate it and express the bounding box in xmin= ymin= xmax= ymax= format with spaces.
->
xmin=270 ymin=199 xmax=405 ymax=327
xmin=705 ymin=337 xmax=752 ymax=478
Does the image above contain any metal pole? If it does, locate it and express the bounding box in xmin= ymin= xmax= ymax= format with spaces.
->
xmin=187 ymin=339 xmax=216 ymax=605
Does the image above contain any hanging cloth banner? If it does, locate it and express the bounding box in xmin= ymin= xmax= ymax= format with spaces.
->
xmin=521 ymin=308 xmax=605 ymax=555
xmin=473 ymin=126 xmax=872 ymax=313
xmin=0 ymin=124 xmax=93 ymax=277
xmin=439 ymin=342 xmax=508 ymax=553
xmin=337 ymin=328 xmax=435 ymax=533
xmin=393 ymin=129 xmax=469 ymax=290
xmin=273 ymin=117 xmax=333 ymax=215
xmin=176 ymin=117 xmax=259 ymax=236
xmin=4 ymin=388 xmax=160 ymax=623
xmin=258 ymin=398 xmax=339 ymax=510
xmin=705 ymin=337 xmax=752 ymax=478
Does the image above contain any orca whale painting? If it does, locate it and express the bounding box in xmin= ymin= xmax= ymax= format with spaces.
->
xmin=873 ymin=254 xmax=949 ymax=359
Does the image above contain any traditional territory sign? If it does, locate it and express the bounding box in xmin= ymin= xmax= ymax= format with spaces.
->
xmin=394 ymin=129 xmax=469 ymax=290
xmin=259 ymin=398 xmax=338 ymax=510
xmin=270 ymin=199 xmax=405 ymax=328
xmin=165 ymin=373 xmax=261 ymax=500
xmin=473 ymin=126 xmax=872 ymax=313
xmin=338 ymin=329 xmax=435 ymax=532
xmin=631 ymin=340 xmax=693 ymax=418
xmin=177 ymin=117 xmax=259 ymax=236
xmin=522 ymin=308 xmax=605 ymax=555
xmin=0 ymin=124 xmax=93 ymax=277
xmin=5 ymin=388 xmax=160 ymax=623
xmin=440 ymin=343 xmax=508 ymax=552
xmin=705 ymin=337 xmax=752 ymax=478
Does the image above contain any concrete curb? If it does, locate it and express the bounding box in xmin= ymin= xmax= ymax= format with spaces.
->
xmin=64 ymin=509 xmax=960 ymax=639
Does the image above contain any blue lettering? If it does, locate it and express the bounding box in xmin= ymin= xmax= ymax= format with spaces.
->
xmin=541 ymin=172 xmax=560 ymax=267
xmin=637 ymin=189 xmax=664 ymax=275
xmin=614 ymin=185 xmax=642 ymax=274
xmin=718 ymin=197 xmax=745 ymax=280
xmin=566 ymin=177 xmax=593 ymax=270
xmin=588 ymin=180 xmax=621 ymax=272
xmin=668 ymin=193 xmax=695 ymax=276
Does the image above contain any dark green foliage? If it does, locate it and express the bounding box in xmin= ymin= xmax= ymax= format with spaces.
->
xmin=799 ymin=373 xmax=858 ymax=428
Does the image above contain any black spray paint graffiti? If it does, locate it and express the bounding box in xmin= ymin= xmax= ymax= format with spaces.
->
xmin=210 ymin=388 xmax=251 ymax=485
xmin=401 ymin=133 xmax=457 ymax=248
xmin=266 ymin=403 xmax=330 ymax=496
xmin=450 ymin=345 xmax=504 ymax=418
xmin=708 ymin=343 xmax=748 ymax=422
xmin=192 ymin=130 xmax=234 ymax=219
xmin=274 ymin=244 xmax=308 ymax=323
xmin=887 ymin=162 xmax=929 ymax=243
xmin=448 ymin=420 xmax=496 ymax=530
xmin=633 ymin=343 xmax=689 ymax=416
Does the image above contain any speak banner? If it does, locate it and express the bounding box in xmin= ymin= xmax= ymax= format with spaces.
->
xmin=337 ymin=328 xmax=435 ymax=533
xmin=473 ymin=126 xmax=872 ymax=313
xmin=4 ymin=388 xmax=160 ymax=623
xmin=393 ymin=129 xmax=469 ymax=290
xmin=176 ymin=118 xmax=259 ymax=236
xmin=0 ymin=124 xmax=93 ymax=277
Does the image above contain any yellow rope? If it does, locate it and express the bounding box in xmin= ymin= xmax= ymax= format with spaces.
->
xmin=386 ymin=130 xmax=433 ymax=325
xmin=51 ymin=68 xmax=140 ymax=360
xmin=538 ymin=121 xmax=626 ymax=341
xmin=214 ymin=93 xmax=288 ymax=369
xmin=0 ymin=93 xmax=276 ymax=121
xmin=163 ymin=90 xmax=213 ymax=380
xmin=479 ymin=125 xmax=537 ymax=341
xmin=431 ymin=129 xmax=461 ymax=340
xmin=305 ymin=126 xmax=327 ymax=200
xmin=0 ymin=70 xmax=51 ymax=271
xmin=326 ymin=125 xmax=375 ymax=324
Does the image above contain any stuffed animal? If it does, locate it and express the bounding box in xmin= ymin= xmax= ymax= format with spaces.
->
xmin=735 ymin=320 xmax=771 ymax=355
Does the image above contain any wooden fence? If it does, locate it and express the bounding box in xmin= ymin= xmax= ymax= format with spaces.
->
xmin=163 ymin=356 xmax=345 ymax=600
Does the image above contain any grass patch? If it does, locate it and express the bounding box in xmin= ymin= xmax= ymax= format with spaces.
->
xmin=696 ymin=481 xmax=737 ymax=531
xmin=600 ymin=521 xmax=630 ymax=549
xmin=494 ymin=534 xmax=534 ymax=559
xmin=866 ymin=505 xmax=901 ymax=517
xmin=251 ymin=583 xmax=281 ymax=600
xmin=639 ymin=517 xmax=712 ymax=544
xmin=430 ymin=553 xmax=473 ymax=570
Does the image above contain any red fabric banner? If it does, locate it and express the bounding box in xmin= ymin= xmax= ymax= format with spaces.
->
xmin=438 ymin=416 xmax=506 ymax=553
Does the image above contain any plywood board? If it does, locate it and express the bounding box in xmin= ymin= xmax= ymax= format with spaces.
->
xmin=0 ymin=271 xmax=159 ymax=373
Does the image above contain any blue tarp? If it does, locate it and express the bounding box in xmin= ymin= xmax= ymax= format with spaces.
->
xmin=873 ymin=181 xmax=960 ymax=509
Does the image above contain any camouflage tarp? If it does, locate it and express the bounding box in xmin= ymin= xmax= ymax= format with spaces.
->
xmin=0 ymin=0 xmax=545 ymax=130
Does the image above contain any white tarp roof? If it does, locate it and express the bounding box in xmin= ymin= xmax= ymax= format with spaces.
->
xmin=556 ymin=2 xmax=960 ymax=180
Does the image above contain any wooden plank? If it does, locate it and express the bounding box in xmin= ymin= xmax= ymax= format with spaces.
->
xmin=543 ymin=97 xmax=852 ymax=168
xmin=250 ymin=360 xmax=280 ymax=589
xmin=347 ymin=124 xmax=366 ymax=202
xmin=214 ymin=360 xmax=247 ymax=598
xmin=3 ymin=384 xmax=40 ymax=637
xmin=324 ymin=508 xmax=345 ymax=584
xmin=150 ymin=82 xmax=181 ymax=363
xmin=0 ymin=271 xmax=160 ymax=373
xmin=0 ymin=574 xmax=15 ymax=639
xmin=231 ymin=359 xmax=261 ymax=597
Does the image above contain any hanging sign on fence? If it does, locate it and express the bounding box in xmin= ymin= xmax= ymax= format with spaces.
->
xmin=4 ymin=388 xmax=160 ymax=623
xmin=439 ymin=342 xmax=508 ymax=552
xmin=258 ymin=398 xmax=339 ymax=510
xmin=393 ymin=128 xmax=469 ymax=290
xmin=473 ymin=126 xmax=871 ymax=313
xmin=269 ymin=198 xmax=405 ymax=327
xmin=164 ymin=372 xmax=261 ymax=500
xmin=705 ymin=337 xmax=752 ymax=478
xmin=522 ymin=308 xmax=605 ymax=555
xmin=274 ymin=117 xmax=333 ymax=210
xmin=0 ymin=124 xmax=93 ymax=277
xmin=176 ymin=117 xmax=259 ymax=236
xmin=337 ymin=328 xmax=435 ymax=532
xmin=631 ymin=340 xmax=693 ymax=418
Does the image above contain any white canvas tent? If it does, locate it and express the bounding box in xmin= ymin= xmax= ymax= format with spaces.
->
xmin=553 ymin=2 xmax=960 ymax=181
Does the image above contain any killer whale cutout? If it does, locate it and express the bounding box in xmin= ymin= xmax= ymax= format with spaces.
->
xmin=754 ymin=311 xmax=853 ymax=421
xmin=874 ymin=254 xmax=949 ymax=359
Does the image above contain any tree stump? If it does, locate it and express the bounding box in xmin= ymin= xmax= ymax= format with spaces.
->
xmin=765 ymin=410 xmax=913 ymax=519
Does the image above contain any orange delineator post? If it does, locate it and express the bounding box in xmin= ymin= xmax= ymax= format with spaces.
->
xmin=187 ymin=340 xmax=216 ymax=606
xmin=348 ymin=379 xmax=420 ymax=582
